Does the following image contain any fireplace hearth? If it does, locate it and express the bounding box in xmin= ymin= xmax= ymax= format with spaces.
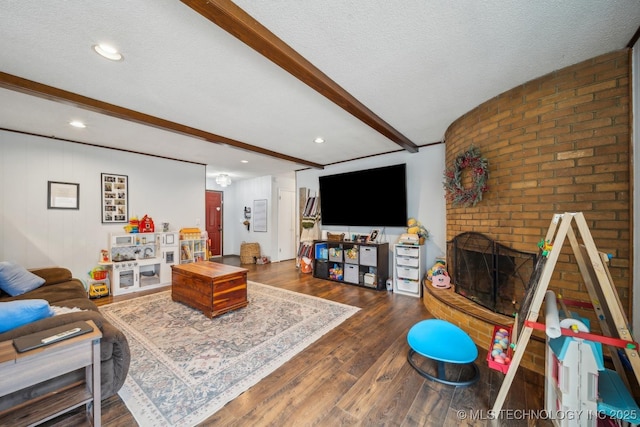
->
xmin=447 ymin=233 xmax=536 ymax=317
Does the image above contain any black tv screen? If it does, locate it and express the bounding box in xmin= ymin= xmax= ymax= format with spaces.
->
xmin=318 ymin=164 xmax=407 ymax=227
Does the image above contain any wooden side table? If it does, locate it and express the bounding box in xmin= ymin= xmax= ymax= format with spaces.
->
xmin=0 ymin=320 xmax=102 ymax=426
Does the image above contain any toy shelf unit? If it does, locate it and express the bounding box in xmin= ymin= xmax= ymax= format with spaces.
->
xmin=313 ymin=240 xmax=389 ymax=290
xmin=179 ymin=228 xmax=208 ymax=264
xmin=393 ymin=243 xmax=426 ymax=298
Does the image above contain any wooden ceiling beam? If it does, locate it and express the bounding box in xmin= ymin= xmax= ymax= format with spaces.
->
xmin=181 ymin=0 xmax=420 ymax=153
xmin=0 ymin=71 xmax=324 ymax=169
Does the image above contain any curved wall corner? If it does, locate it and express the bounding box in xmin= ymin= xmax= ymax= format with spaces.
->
xmin=443 ymin=48 xmax=632 ymax=328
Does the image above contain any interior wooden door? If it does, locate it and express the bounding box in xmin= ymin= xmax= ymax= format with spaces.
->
xmin=206 ymin=190 xmax=223 ymax=257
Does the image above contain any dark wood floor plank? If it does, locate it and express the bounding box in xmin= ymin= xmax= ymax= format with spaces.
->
xmin=404 ymin=380 xmax=455 ymax=426
xmin=359 ymin=360 xmax=426 ymax=426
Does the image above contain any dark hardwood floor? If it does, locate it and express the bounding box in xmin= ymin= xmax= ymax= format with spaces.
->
xmin=55 ymin=256 xmax=551 ymax=426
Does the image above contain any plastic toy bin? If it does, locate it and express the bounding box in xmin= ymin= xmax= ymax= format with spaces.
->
xmin=315 ymin=243 xmax=328 ymax=260
xmin=486 ymin=325 xmax=513 ymax=374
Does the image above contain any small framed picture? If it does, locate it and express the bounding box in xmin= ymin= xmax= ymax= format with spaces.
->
xmin=47 ymin=181 xmax=79 ymax=209
xmin=368 ymin=229 xmax=380 ymax=243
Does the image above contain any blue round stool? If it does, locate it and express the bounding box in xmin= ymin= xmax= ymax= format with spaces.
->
xmin=407 ymin=319 xmax=479 ymax=386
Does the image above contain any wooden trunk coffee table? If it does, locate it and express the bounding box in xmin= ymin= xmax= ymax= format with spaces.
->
xmin=171 ymin=261 xmax=249 ymax=318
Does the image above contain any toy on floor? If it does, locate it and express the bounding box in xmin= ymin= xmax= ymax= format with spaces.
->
xmin=300 ymin=257 xmax=312 ymax=273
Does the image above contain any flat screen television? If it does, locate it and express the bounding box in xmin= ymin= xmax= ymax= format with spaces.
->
xmin=318 ymin=164 xmax=407 ymax=227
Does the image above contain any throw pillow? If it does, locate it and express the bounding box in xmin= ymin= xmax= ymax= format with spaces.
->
xmin=0 ymin=261 xmax=46 ymax=296
xmin=0 ymin=299 xmax=54 ymax=334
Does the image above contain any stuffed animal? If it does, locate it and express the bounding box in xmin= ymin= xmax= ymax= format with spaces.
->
xmin=406 ymin=218 xmax=429 ymax=243
xmin=427 ymin=259 xmax=451 ymax=289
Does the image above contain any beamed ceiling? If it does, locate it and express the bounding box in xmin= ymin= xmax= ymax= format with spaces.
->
xmin=0 ymin=0 xmax=639 ymax=181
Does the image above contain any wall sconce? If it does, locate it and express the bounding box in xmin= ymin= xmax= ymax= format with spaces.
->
xmin=215 ymin=174 xmax=232 ymax=187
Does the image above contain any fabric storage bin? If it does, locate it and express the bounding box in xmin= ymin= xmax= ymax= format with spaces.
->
xmin=314 ymin=260 xmax=328 ymax=279
xmin=344 ymin=246 xmax=359 ymax=264
xmin=344 ymin=264 xmax=359 ymax=284
xmin=329 ymin=247 xmax=343 ymax=262
xmin=363 ymin=273 xmax=376 ymax=288
xmin=360 ymin=246 xmax=377 ymax=266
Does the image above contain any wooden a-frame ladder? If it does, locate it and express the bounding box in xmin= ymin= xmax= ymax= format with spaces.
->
xmin=492 ymin=212 xmax=640 ymax=413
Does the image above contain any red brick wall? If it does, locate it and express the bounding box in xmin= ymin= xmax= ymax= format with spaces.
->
xmin=444 ymin=49 xmax=632 ymax=324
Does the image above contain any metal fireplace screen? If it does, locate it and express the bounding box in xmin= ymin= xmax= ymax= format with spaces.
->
xmin=446 ymin=232 xmax=537 ymax=317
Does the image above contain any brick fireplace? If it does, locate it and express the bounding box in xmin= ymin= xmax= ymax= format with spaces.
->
xmin=429 ymin=48 xmax=632 ymax=376
xmin=448 ymin=232 xmax=536 ymax=317
xmin=424 ymin=233 xmax=545 ymax=375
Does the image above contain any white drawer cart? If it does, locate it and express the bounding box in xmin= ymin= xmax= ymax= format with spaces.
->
xmin=393 ymin=243 xmax=426 ymax=297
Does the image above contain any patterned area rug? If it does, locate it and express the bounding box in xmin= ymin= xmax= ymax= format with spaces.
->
xmin=100 ymin=281 xmax=359 ymax=427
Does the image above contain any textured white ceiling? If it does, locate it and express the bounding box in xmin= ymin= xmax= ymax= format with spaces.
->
xmin=0 ymin=0 xmax=638 ymax=181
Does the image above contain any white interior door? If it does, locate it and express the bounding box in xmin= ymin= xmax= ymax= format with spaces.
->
xmin=277 ymin=189 xmax=296 ymax=261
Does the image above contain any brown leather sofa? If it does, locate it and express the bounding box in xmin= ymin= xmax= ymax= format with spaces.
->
xmin=0 ymin=267 xmax=130 ymax=410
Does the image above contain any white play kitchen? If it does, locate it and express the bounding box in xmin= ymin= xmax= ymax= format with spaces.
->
xmin=103 ymin=232 xmax=179 ymax=295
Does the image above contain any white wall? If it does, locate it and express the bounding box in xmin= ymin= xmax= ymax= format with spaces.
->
xmin=296 ymin=144 xmax=446 ymax=272
xmin=0 ymin=130 xmax=205 ymax=282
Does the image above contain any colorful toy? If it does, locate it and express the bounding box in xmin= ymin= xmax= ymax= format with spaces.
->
xmin=300 ymin=257 xmax=312 ymax=273
xmin=426 ymin=259 xmax=451 ymax=289
xmin=345 ymin=247 xmax=358 ymax=260
xmin=329 ymin=264 xmax=343 ymax=280
xmin=487 ymin=326 xmax=512 ymax=372
xmin=538 ymin=239 xmax=553 ymax=257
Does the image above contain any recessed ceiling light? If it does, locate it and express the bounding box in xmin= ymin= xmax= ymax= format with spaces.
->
xmin=314 ymin=137 xmax=324 ymax=144
xmin=241 ymin=160 xmax=249 ymax=163
xmin=69 ymin=120 xmax=86 ymax=128
xmin=92 ymin=43 xmax=123 ymax=61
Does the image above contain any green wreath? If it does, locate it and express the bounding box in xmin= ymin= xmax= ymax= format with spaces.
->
xmin=443 ymin=145 xmax=488 ymax=207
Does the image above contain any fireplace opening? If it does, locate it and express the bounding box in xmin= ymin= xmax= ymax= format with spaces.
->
xmin=447 ymin=232 xmax=537 ymax=317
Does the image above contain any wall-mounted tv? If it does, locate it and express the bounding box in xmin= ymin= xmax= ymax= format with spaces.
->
xmin=318 ymin=164 xmax=407 ymax=227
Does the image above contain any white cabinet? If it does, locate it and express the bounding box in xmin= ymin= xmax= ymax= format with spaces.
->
xmin=157 ymin=232 xmax=179 ymax=281
xmin=393 ymin=244 xmax=426 ymax=298
xmin=107 ymin=233 xmax=167 ymax=295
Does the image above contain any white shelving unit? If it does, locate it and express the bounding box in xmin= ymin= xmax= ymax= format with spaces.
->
xmin=179 ymin=230 xmax=208 ymax=264
xmin=393 ymin=243 xmax=426 ymax=297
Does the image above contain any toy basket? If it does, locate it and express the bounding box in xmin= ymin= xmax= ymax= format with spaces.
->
xmin=327 ymin=232 xmax=345 ymax=242
xmin=240 ymin=242 xmax=260 ymax=264
xmin=487 ymin=325 xmax=513 ymax=374
xmin=90 ymin=268 xmax=108 ymax=280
